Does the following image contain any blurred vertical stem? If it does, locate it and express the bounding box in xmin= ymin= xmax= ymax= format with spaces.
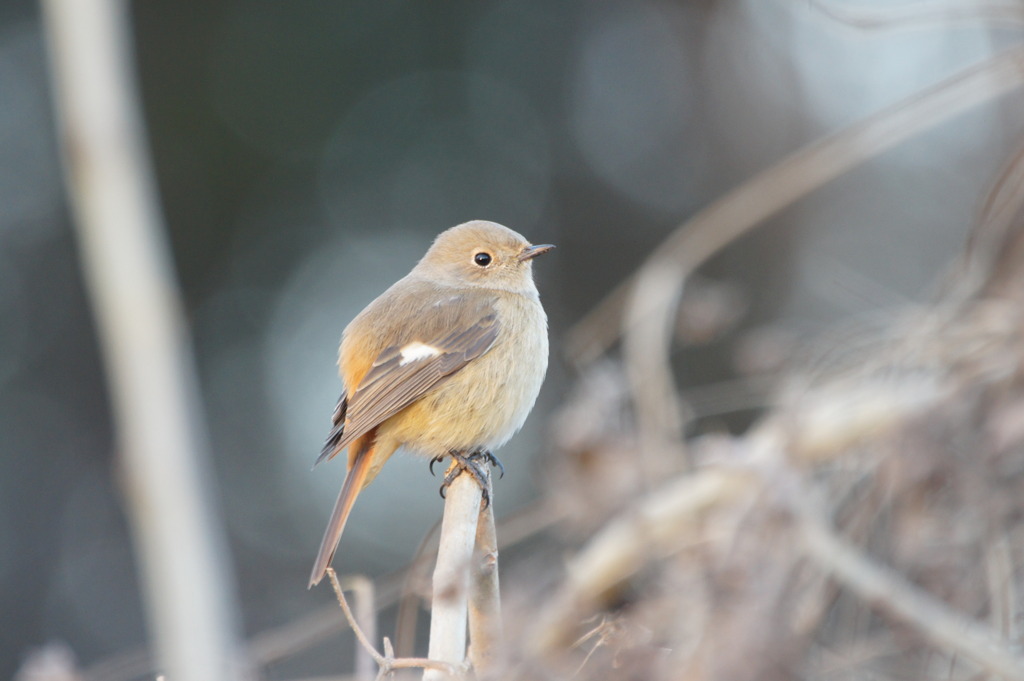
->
xmin=41 ymin=2 xmax=247 ymax=681
xmin=347 ymin=576 xmax=378 ymax=681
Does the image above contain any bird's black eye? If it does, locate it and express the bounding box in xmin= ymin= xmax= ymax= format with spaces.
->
xmin=473 ymin=252 xmax=492 ymax=267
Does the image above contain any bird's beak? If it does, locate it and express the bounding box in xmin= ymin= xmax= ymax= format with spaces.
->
xmin=518 ymin=244 xmax=555 ymax=261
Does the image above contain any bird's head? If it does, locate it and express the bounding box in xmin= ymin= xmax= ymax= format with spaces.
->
xmin=414 ymin=220 xmax=554 ymax=294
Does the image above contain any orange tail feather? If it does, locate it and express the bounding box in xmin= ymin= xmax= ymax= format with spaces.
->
xmin=308 ymin=435 xmax=375 ymax=588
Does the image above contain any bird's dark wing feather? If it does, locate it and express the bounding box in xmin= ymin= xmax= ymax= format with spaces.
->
xmin=317 ymin=394 xmax=348 ymax=465
xmin=315 ymin=309 xmax=499 ymax=466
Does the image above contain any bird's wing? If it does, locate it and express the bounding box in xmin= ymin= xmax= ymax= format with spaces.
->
xmin=315 ymin=300 xmax=500 ymax=466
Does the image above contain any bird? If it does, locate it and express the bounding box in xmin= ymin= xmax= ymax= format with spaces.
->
xmin=309 ymin=220 xmax=553 ymax=588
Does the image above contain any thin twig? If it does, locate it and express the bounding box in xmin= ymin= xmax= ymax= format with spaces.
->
xmin=379 ymin=638 xmax=459 ymax=680
xmin=570 ymin=617 xmax=613 ymax=678
xmin=41 ymin=2 xmax=246 ymax=680
xmin=326 ymin=569 xmax=387 ymax=668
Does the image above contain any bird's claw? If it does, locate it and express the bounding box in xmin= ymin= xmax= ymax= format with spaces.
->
xmin=429 ymin=454 xmax=445 ymax=476
xmin=479 ymin=450 xmax=504 ymax=479
xmin=437 ymin=450 xmax=499 ymax=508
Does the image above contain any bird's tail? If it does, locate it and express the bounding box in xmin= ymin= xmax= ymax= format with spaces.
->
xmin=308 ymin=434 xmax=375 ymax=588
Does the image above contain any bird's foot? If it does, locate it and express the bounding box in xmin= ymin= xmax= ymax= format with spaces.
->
xmin=437 ymin=450 xmax=500 ymax=508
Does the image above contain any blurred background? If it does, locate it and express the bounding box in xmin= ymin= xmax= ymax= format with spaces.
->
xmin=4 ymin=0 xmax=1024 ymax=678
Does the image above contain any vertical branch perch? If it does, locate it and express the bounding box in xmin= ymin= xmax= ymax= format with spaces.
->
xmin=424 ymin=469 xmax=484 ymax=680
xmin=41 ymin=1 xmax=246 ymax=680
xmin=468 ymin=472 xmax=501 ymax=676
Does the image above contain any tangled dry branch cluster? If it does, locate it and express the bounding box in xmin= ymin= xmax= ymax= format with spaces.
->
xmin=514 ymin=293 xmax=1024 ymax=681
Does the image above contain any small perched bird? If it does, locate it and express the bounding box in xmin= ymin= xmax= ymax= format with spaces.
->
xmin=309 ymin=220 xmax=553 ymax=588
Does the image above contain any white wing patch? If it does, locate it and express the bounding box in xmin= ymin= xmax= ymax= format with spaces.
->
xmin=399 ymin=342 xmax=442 ymax=365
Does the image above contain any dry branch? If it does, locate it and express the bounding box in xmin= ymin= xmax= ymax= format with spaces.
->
xmin=468 ymin=484 xmax=501 ymax=676
xmin=424 ymin=467 xmax=484 ymax=680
